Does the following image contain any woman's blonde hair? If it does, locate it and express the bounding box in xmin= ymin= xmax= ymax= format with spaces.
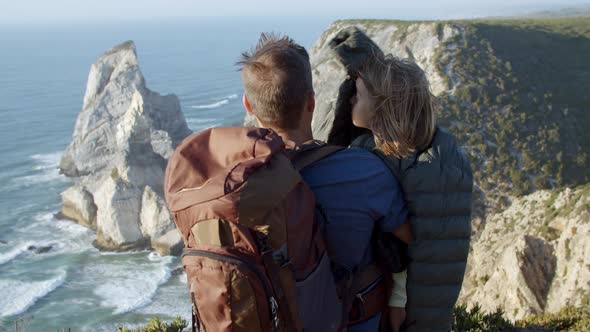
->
xmin=359 ymin=54 xmax=437 ymax=158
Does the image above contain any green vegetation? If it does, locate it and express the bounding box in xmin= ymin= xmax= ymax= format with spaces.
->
xmin=516 ymin=306 xmax=590 ymax=331
xmin=122 ymin=307 xmax=590 ymax=332
xmin=433 ymin=18 xmax=590 ymax=198
xmin=453 ymin=304 xmax=513 ymax=331
xmin=453 ymin=304 xmax=590 ymax=331
xmin=117 ymin=317 xmax=187 ymax=332
xmin=543 ymin=183 xmax=590 ymax=221
xmin=110 ymin=167 xmax=120 ymax=180
xmin=562 ymin=183 xmax=590 ymax=216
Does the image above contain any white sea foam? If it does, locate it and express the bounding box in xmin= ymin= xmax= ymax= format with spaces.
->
xmin=0 ymin=241 xmax=34 ymax=266
xmin=33 ymin=212 xmax=54 ymax=223
xmin=31 ymin=152 xmax=62 ymax=170
xmin=191 ymin=99 xmax=229 ymax=109
xmin=0 ymin=270 xmax=67 ymax=317
xmin=29 ymin=211 xmax=93 ymax=237
xmin=148 ymin=251 xmax=162 ymax=261
xmin=19 ymin=212 xmax=56 ymax=234
xmin=93 ymin=255 xmax=174 ymax=314
xmin=51 ymin=218 xmax=94 ymax=238
xmin=30 ymin=212 xmax=93 ymax=236
xmin=138 ymin=282 xmax=191 ymax=322
xmin=186 ymin=118 xmax=222 ymax=131
xmin=19 ymin=212 xmax=94 ymax=255
xmin=14 ymin=152 xmax=66 ymax=186
xmin=191 ymin=93 xmax=239 ymax=110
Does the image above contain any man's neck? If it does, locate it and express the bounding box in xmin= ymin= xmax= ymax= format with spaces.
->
xmin=272 ymin=127 xmax=314 ymax=145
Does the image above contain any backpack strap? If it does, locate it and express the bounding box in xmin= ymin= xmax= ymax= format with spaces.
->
xmin=261 ymin=248 xmax=297 ymax=332
xmin=288 ymin=141 xmax=346 ymax=171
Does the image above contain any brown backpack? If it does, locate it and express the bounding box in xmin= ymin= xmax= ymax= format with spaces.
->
xmin=164 ymin=127 xmax=355 ymax=332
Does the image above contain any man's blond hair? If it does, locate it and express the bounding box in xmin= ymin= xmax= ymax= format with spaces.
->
xmin=237 ymin=33 xmax=312 ymax=130
xmin=359 ymin=54 xmax=437 ymax=158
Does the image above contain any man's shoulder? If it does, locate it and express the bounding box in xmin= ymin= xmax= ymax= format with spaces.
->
xmin=324 ymin=146 xmax=388 ymax=167
xmin=303 ymin=146 xmax=395 ymax=181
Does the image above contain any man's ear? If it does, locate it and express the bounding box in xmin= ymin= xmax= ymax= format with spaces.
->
xmin=243 ymin=94 xmax=254 ymax=114
xmin=306 ymin=91 xmax=315 ymax=113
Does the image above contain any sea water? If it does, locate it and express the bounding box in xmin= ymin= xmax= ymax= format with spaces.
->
xmin=0 ymin=17 xmax=331 ymax=331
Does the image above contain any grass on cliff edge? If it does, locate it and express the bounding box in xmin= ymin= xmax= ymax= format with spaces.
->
xmin=120 ymin=305 xmax=590 ymax=332
xmin=436 ymin=17 xmax=590 ymax=198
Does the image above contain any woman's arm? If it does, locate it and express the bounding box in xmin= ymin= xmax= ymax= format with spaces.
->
xmin=389 ymin=221 xmax=412 ymax=331
xmin=392 ymin=221 xmax=412 ymax=245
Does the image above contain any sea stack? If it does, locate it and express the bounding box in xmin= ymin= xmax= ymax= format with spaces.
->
xmin=58 ymin=41 xmax=191 ymax=255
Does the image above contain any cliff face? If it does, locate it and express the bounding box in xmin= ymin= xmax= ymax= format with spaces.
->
xmin=460 ymin=186 xmax=590 ymax=320
xmin=310 ymin=19 xmax=590 ymax=320
xmin=58 ymin=41 xmax=191 ymax=255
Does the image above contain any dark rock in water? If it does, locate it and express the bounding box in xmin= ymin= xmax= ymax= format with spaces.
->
xmin=0 ymin=240 xmax=7 ymax=245
xmin=171 ymin=267 xmax=184 ymax=276
xmin=27 ymin=245 xmax=54 ymax=254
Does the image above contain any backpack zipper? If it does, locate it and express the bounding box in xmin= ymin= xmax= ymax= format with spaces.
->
xmin=182 ymin=249 xmax=280 ymax=331
xmin=357 ymin=275 xmax=383 ymax=296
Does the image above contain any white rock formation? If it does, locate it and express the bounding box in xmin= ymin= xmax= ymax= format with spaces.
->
xmin=59 ymin=184 xmax=97 ymax=228
xmin=60 ymin=40 xmax=189 ymax=177
xmin=140 ymin=186 xmax=175 ymax=240
xmin=460 ymin=186 xmax=590 ymax=320
xmin=152 ymin=229 xmax=184 ymax=257
xmin=94 ymin=176 xmax=144 ymax=250
xmin=58 ymin=41 xmax=190 ymax=255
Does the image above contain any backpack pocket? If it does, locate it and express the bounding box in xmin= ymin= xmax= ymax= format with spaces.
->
xmin=182 ymin=249 xmax=279 ymax=332
xmin=295 ymin=252 xmax=342 ymax=331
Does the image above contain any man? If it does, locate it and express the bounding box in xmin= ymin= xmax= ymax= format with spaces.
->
xmin=238 ymin=33 xmax=411 ymax=332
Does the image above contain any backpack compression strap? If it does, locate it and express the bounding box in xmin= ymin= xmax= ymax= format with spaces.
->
xmin=288 ymin=141 xmax=346 ymax=171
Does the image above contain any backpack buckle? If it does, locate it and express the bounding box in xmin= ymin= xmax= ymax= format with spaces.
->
xmin=355 ymin=293 xmax=367 ymax=318
xmin=270 ymin=296 xmax=280 ymax=331
xmin=268 ymin=243 xmax=291 ymax=268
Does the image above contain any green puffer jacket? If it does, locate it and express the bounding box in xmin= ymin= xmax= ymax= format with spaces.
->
xmin=352 ymin=127 xmax=473 ymax=332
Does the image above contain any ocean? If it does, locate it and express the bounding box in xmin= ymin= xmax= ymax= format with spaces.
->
xmin=0 ymin=17 xmax=332 ymax=331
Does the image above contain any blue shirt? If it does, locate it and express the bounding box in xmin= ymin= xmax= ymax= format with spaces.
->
xmin=300 ymin=147 xmax=407 ymax=272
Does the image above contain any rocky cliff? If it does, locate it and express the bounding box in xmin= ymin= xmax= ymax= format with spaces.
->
xmin=58 ymin=41 xmax=191 ymax=255
xmin=460 ymin=185 xmax=590 ymax=320
xmin=310 ymin=19 xmax=590 ymax=320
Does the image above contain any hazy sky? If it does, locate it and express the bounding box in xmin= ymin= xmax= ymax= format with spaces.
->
xmin=1 ymin=0 xmax=589 ymax=24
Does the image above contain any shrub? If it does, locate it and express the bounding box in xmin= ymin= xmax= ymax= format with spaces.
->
xmin=453 ymin=304 xmax=512 ymax=331
xmin=117 ymin=317 xmax=187 ymax=332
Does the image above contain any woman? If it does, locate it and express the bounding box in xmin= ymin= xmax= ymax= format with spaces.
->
xmin=329 ymin=30 xmax=473 ymax=331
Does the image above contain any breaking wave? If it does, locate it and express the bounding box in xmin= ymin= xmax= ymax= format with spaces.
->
xmin=0 ymin=270 xmax=67 ymax=317
xmin=13 ymin=152 xmax=66 ymax=186
xmin=0 ymin=241 xmax=34 ymax=266
xmin=191 ymin=93 xmax=237 ymax=109
xmin=92 ymin=254 xmax=174 ymax=314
